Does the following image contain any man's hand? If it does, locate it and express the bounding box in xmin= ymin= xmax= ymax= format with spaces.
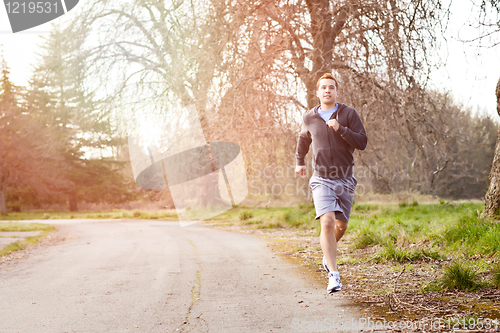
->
xmin=295 ymin=165 xmax=307 ymax=176
xmin=327 ymin=119 xmax=339 ymax=131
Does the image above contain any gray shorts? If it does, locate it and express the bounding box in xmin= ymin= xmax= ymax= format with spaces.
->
xmin=309 ymin=175 xmax=357 ymax=221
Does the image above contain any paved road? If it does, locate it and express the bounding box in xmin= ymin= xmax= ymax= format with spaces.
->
xmin=0 ymin=219 xmax=365 ymax=332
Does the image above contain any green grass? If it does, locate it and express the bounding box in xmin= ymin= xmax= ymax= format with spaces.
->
xmin=212 ymin=205 xmax=318 ymax=230
xmin=352 ymin=217 xmax=381 ymax=248
xmin=347 ymin=201 xmax=491 ymax=259
xmin=421 ymin=261 xmax=482 ymax=292
xmin=419 ymin=280 xmax=442 ymax=292
xmin=239 ymin=210 xmax=254 ymax=221
xmin=440 ymin=261 xmax=480 ymax=291
xmin=241 ymin=220 xmax=262 ymax=225
xmin=293 ymin=247 xmax=306 ymax=251
xmin=0 ymin=222 xmax=56 ymax=258
xmin=0 ymin=222 xmax=55 ymax=232
xmin=210 ymin=201 xmax=493 ymax=262
xmin=0 ymin=209 xmax=178 ymax=221
xmin=372 ymin=242 xmax=442 ymax=263
xmin=442 ymin=212 xmax=500 ymax=255
xmin=338 ymin=257 xmax=360 ymax=265
xmin=353 ymin=203 xmax=379 ymax=214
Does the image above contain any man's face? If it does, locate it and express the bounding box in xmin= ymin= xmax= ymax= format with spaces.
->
xmin=316 ymin=79 xmax=338 ymax=107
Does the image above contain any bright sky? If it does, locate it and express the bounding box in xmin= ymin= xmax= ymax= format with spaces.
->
xmin=0 ymin=5 xmax=54 ymax=86
xmin=0 ymin=2 xmax=499 ymax=119
xmin=429 ymin=0 xmax=500 ymax=118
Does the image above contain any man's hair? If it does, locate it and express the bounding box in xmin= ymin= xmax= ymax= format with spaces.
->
xmin=316 ymin=73 xmax=339 ymax=90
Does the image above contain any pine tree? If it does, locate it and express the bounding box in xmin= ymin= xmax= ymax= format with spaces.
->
xmin=29 ymin=24 xmax=133 ymax=211
xmin=0 ymin=56 xmax=66 ymax=215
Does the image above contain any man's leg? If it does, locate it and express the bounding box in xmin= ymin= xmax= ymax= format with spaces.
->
xmin=320 ymin=213 xmax=349 ymax=272
xmin=320 ymin=212 xmax=338 ymax=272
xmin=335 ymin=219 xmax=348 ymax=242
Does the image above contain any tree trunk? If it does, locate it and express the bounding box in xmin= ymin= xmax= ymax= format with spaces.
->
xmin=0 ymin=188 xmax=7 ymax=216
xmin=482 ymin=77 xmax=500 ymax=218
xmin=305 ymin=0 xmax=334 ymax=108
xmin=301 ymin=1 xmax=348 ymax=109
xmin=68 ymin=191 xmax=78 ymax=212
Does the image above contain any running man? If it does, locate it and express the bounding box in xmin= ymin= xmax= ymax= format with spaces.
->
xmin=295 ymin=73 xmax=367 ymax=293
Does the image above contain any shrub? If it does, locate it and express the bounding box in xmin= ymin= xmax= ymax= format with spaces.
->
xmin=239 ymin=210 xmax=253 ymax=221
xmin=441 ymin=262 xmax=479 ymax=291
xmin=374 ymin=242 xmax=442 ymax=263
xmin=354 ymin=232 xmax=379 ymax=249
xmin=353 ymin=220 xmax=381 ymax=248
xmin=267 ymin=221 xmax=283 ymax=229
xmin=374 ymin=242 xmax=412 ymax=262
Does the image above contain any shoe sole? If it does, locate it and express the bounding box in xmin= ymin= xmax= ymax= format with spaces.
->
xmin=327 ymin=287 xmax=342 ymax=293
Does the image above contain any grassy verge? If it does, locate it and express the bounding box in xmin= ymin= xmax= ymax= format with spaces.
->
xmin=211 ymin=201 xmax=492 ymax=256
xmin=0 ymin=222 xmax=56 ymax=258
xmin=342 ymin=201 xmax=498 ymax=260
xmin=208 ymin=200 xmax=500 ymax=291
xmin=0 ymin=209 xmax=178 ymax=221
xmin=210 ymin=203 xmax=319 ymax=231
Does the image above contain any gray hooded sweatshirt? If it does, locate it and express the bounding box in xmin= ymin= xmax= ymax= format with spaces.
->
xmin=295 ymin=103 xmax=368 ymax=180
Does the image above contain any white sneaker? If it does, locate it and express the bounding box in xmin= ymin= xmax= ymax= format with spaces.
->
xmin=327 ymin=271 xmax=342 ymax=293
xmin=322 ymin=255 xmax=329 ymax=273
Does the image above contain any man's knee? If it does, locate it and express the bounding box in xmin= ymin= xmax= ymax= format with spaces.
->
xmin=320 ymin=213 xmax=336 ymax=231
xmin=336 ymin=220 xmax=348 ymax=233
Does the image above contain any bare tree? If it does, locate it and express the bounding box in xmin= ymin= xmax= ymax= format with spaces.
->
xmin=64 ymin=0 xmax=247 ymax=138
xmin=212 ymin=0 xmax=460 ymax=197
xmin=58 ymin=0 xmax=493 ymax=205
xmin=63 ymin=0 xmax=264 ymax=208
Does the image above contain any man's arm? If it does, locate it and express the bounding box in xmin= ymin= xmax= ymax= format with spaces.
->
xmin=295 ymin=121 xmax=312 ymax=175
xmin=328 ymin=109 xmax=367 ymax=150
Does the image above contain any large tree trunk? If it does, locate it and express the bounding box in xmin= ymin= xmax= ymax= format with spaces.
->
xmin=304 ymin=0 xmax=334 ymax=108
xmin=302 ymin=1 xmax=348 ymax=109
xmin=482 ymin=77 xmax=500 ymax=218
